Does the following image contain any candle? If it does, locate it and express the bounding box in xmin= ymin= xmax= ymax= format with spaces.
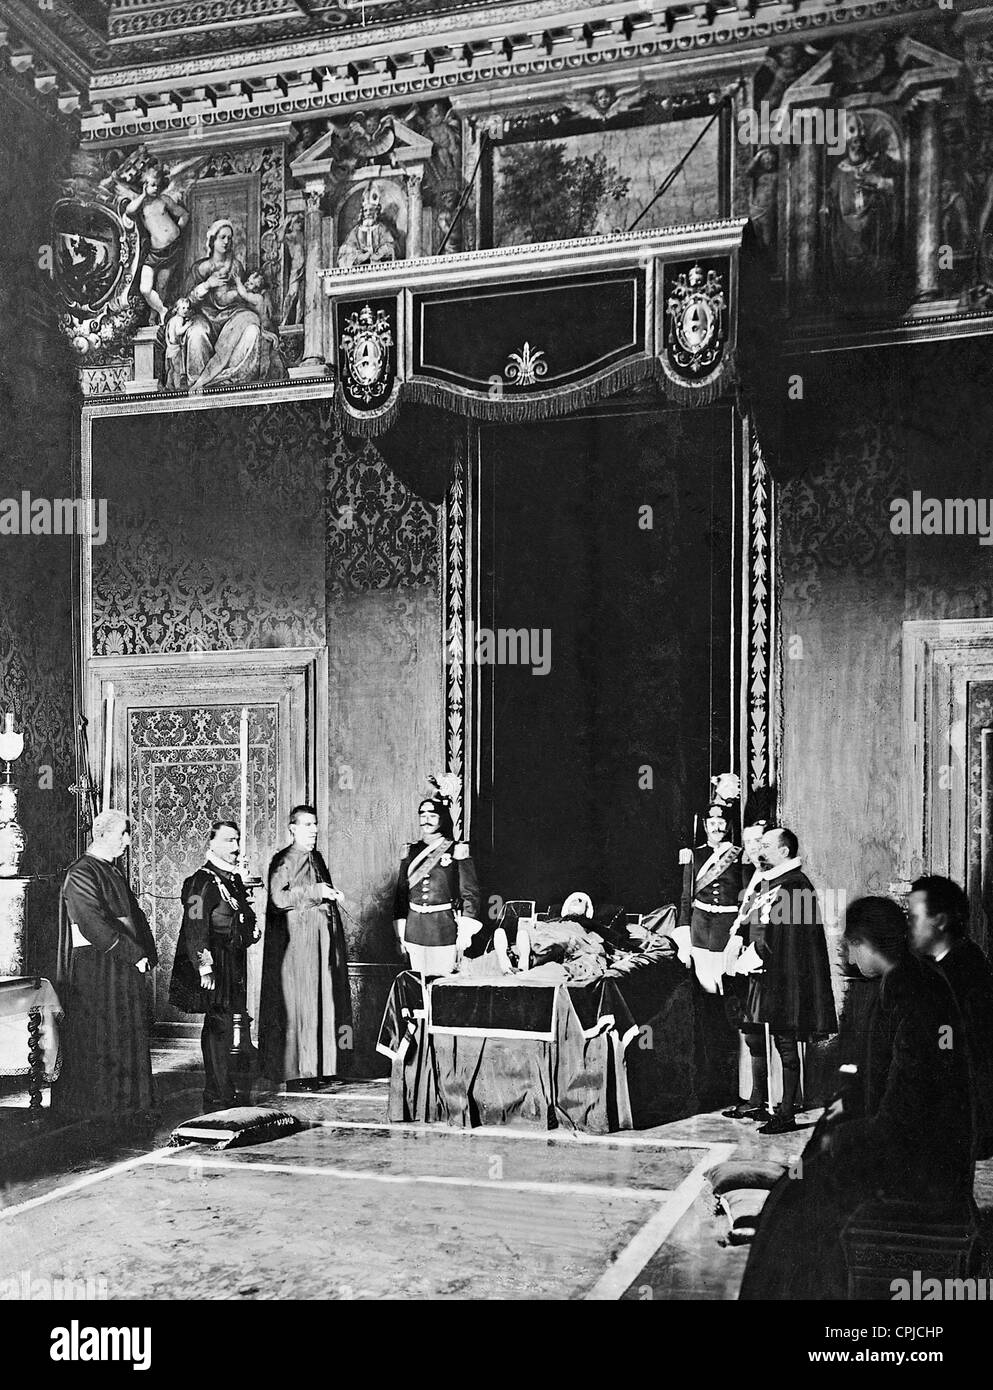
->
xmin=102 ymin=684 xmax=115 ymax=812
xmin=239 ymin=707 xmax=249 ymax=859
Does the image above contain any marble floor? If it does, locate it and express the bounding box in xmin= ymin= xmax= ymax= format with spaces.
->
xmin=0 ymin=1056 xmax=822 ymax=1300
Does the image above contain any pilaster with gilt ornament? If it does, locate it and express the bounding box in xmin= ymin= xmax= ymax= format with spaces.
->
xmin=747 ymin=428 xmax=774 ymax=795
xmin=442 ymin=442 xmax=467 ymax=839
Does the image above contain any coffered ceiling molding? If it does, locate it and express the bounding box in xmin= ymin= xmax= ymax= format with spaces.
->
xmin=0 ymin=0 xmax=966 ymax=144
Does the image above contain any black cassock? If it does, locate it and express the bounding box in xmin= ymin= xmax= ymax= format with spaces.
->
xmin=933 ymin=938 xmax=993 ymax=1160
xmin=740 ymin=954 xmax=974 ymax=1300
xmin=52 ymin=853 xmax=158 ymax=1123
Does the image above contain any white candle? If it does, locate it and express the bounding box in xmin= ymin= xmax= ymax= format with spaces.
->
xmin=239 ymin=707 xmax=249 ymax=855
xmin=102 ymin=684 xmax=115 ymax=812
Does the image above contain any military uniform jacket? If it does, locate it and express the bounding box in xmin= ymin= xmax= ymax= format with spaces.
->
xmin=394 ymin=838 xmax=480 ymax=948
xmin=169 ymin=861 xmax=256 ymax=1014
xmin=678 ymin=843 xmax=743 ymax=924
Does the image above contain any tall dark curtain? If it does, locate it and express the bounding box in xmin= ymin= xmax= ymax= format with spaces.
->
xmin=474 ymin=405 xmax=734 ymax=915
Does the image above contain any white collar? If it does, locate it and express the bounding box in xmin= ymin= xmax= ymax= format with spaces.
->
xmin=933 ymin=944 xmax=952 ymax=963
xmin=206 ymin=851 xmax=240 ymax=877
xmin=763 ymin=856 xmax=802 ymax=883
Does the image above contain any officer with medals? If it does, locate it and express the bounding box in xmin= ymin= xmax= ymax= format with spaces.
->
xmin=170 ymin=820 xmax=260 ymax=1110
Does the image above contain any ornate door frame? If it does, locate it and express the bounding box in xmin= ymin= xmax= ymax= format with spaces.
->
xmin=903 ymin=618 xmax=993 ymax=948
xmin=85 ymin=647 xmax=327 ymax=1035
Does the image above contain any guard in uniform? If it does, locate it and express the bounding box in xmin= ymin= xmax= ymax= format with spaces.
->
xmin=393 ymin=785 xmax=481 ymax=978
xmin=676 ymin=802 xmax=744 ymax=994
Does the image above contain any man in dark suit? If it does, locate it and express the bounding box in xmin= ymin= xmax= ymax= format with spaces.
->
xmin=736 ymin=826 xmax=837 ymax=1134
xmin=909 ymin=873 xmax=993 ymax=1159
xmin=170 ymin=820 xmax=259 ymax=1111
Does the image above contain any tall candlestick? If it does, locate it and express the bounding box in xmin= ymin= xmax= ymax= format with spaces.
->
xmin=102 ymin=684 xmax=115 ymax=813
xmin=239 ymin=707 xmax=249 ymax=859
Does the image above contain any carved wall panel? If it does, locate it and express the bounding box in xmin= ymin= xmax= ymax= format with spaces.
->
xmin=967 ymin=682 xmax=993 ymax=953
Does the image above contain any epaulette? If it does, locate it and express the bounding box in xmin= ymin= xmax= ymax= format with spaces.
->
xmin=402 ymin=842 xmax=412 ymax=857
xmin=454 ymin=842 xmax=469 ymax=860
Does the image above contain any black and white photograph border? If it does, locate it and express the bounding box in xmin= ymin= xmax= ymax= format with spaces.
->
xmin=1 ymin=0 xmax=992 ymax=1360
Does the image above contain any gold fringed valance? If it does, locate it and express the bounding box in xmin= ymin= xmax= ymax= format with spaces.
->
xmin=321 ymin=221 xmax=751 ymax=434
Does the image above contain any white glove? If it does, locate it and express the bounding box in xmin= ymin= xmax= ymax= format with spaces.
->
xmin=456 ymin=916 xmax=481 ymax=951
xmin=670 ymin=923 xmax=692 ymax=968
xmin=723 ymin=933 xmax=743 ymax=976
xmin=737 ymin=942 xmax=763 ymax=975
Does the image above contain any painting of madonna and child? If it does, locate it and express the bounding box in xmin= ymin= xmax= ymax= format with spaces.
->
xmin=163 ymin=214 xmax=287 ymax=394
xmin=491 ymin=114 xmax=722 ymax=248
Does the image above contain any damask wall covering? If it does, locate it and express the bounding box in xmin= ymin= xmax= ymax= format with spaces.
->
xmin=91 ymin=402 xmax=327 ymax=654
xmin=778 ymin=344 xmax=993 ymax=934
xmin=323 ymin=431 xmax=442 ymax=962
xmin=90 ymin=398 xmax=443 ymax=964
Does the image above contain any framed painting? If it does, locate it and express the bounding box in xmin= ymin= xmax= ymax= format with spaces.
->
xmin=179 ymin=172 xmax=262 ymax=291
xmin=483 ymin=87 xmax=730 ymax=250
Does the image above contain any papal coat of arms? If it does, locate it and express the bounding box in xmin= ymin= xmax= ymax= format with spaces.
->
xmin=339 ymin=303 xmax=394 ymax=404
xmin=664 ymin=263 xmax=726 ymax=378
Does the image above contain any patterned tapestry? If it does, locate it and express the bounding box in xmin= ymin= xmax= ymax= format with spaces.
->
xmin=92 ymin=401 xmax=330 ymax=655
xmin=778 ymin=417 xmax=906 ymax=616
xmin=325 ymin=433 xmax=438 ymax=593
xmin=128 ymin=702 xmax=279 ymax=1020
xmin=91 ymin=400 xmax=441 ymax=656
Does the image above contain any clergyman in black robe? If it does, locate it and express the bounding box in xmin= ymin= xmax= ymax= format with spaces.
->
xmin=51 ymin=809 xmax=158 ymax=1126
xmin=909 ymin=874 xmax=993 ymax=1159
xmin=740 ymin=897 xmax=974 ymax=1301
